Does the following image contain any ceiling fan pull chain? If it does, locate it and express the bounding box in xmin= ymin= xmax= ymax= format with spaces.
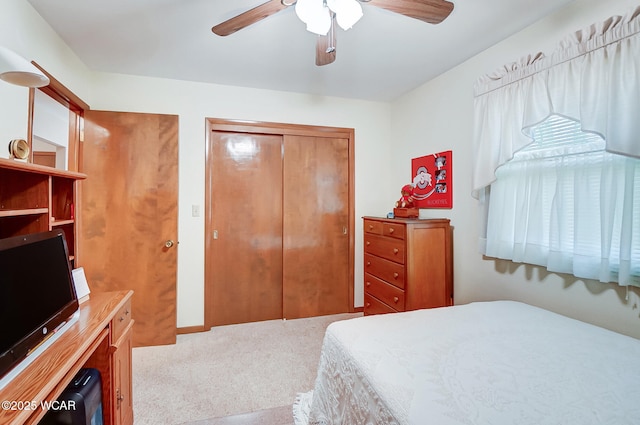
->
xmin=326 ymin=14 xmax=336 ymax=53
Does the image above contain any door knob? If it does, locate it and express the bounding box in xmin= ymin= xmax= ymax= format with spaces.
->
xmin=165 ymin=240 xmax=175 ymax=248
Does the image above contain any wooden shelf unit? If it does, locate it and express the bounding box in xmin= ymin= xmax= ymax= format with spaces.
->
xmin=0 ymin=159 xmax=134 ymax=425
xmin=0 ymin=158 xmax=85 ymax=264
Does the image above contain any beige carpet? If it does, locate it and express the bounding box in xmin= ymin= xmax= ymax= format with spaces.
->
xmin=132 ymin=313 xmax=361 ymax=425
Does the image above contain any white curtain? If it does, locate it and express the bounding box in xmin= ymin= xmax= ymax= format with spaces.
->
xmin=473 ymin=5 xmax=640 ymax=197
xmin=473 ymin=6 xmax=640 ymax=287
xmin=485 ymin=116 xmax=640 ymax=287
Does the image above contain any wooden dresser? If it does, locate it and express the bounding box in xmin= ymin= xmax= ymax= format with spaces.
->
xmin=363 ymin=217 xmax=453 ymax=315
xmin=0 ymin=291 xmax=134 ymax=425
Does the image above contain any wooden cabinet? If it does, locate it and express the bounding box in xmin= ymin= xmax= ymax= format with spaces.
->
xmin=0 ymin=159 xmax=134 ymax=425
xmin=0 ymin=291 xmax=134 ymax=425
xmin=0 ymin=158 xmax=85 ymax=265
xmin=111 ymin=297 xmax=134 ymax=425
xmin=363 ymin=217 xmax=453 ymax=315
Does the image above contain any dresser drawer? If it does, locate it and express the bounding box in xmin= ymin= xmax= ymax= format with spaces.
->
xmin=111 ymin=297 xmax=132 ymax=343
xmin=364 ymin=253 xmax=405 ymax=289
xmin=365 ymin=273 xmax=405 ymax=310
xmin=364 ymin=234 xmax=405 ymax=264
xmin=364 ymin=293 xmax=398 ymax=315
xmin=383 ymin=222 xmax=405 ymax=240
xmin=364 ymin=219 xmax=383 ymax=235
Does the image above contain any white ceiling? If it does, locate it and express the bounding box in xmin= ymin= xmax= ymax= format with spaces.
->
xmin=26 ymin=0 xmax=575 ymax=102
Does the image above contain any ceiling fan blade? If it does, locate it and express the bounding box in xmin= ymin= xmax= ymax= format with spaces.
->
xmin=212 ymin=0 xmax=290 ymax=36
xmin=364 ymin=0 xmax=454 ymax=25
xmin=316 ymin=17 xmax=337 ymax=66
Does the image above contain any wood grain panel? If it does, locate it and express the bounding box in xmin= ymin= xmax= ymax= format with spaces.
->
xmin=0 ymin=167 xmax=48 ymax=210
xmin=363 ymin=218 xmax=383 ymax=235
xmin=81 ymin=111 xmax=178 ymax=346
xmin=406 ymin=225 xmax=450 ymax=309
xmin=364 ymin=233 xmax=406 ymax=264
xmin=364 ymin=293 xmax=397 ymax=315
xmin=282 ymin=135 xmax=350 ymax=319
xmin=364 ymin=253 xmax=405 ymax=289
xmin=365 ymin=273 xmax=405 ymax=310
xmin=207 ymin=131 xmax=284 ymax=326
xmin=212 ymin=0 xmax=288 ymax=36
xmin=367 ymin=0 xmax=454 ymax=24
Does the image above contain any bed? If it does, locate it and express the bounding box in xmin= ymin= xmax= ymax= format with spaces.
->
xmin=293 ymin=301 xmax=640 ymax=425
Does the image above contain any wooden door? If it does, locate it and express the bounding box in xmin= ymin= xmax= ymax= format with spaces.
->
xmin=207 ymin=131 xmax=284 ymax=326
xmin=81 ymin=111 xmax=178 ymax=347
xmin=283 ymin=135 xmax=350 ymax=318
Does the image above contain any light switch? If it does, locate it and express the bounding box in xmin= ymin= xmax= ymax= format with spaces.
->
xmin=192 ymin=204 xmax=201 ymax=217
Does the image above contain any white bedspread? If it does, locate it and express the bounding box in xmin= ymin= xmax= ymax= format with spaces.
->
xmin=295 ymin=301 xmax=640 ymax=425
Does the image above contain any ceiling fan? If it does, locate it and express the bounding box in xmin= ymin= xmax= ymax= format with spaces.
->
xmin=212 ymin=0 xmax=454 ymax=66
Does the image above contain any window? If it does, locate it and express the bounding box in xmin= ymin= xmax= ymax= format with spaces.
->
xmin=472 ymin=6 xmax=640 ymax=288
xmin=485 ymin=115 xmax=640 ymax=286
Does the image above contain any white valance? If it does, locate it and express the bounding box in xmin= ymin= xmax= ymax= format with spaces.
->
xmin=472 ymin=6 xmax=640 ymax=198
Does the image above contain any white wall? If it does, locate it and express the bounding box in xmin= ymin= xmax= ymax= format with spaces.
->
xmin=0 ymin=0 xmax=92 ymax=155
xmin=391 ymin=0 xmax=640 ymax=338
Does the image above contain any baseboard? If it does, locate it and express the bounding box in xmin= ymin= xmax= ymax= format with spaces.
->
xmin=177 ymin=325 xmax=208 ymax=335
xmin=352 ymin=306 xmax=364 ymax=313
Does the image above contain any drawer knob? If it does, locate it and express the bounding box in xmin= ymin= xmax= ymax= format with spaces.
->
xmin=389 ymin=228 xmax=394 ymax=233
xmin=393 ymin=297 xmax=399 ymax=303
xmin=366 ymin=261 xmax=371 ymax=266
xmin=393 ymin=248 xmax=399 ymax=254
xmin=366 ymin=303 xmax=371 ymax=308
xmin=366 ymin=241 xmax=371 ymax=246
xmin=368 ymin=224 xmax=373 ymax=230
xmin=119 ymin=316 xmax=125 ymax=322
xmin=393 ymin=272 xmax=399 ymax=279
xmin=366 ymin=281 xmax=371 ymax=287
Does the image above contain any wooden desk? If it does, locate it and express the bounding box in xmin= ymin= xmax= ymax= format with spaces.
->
xmin=0 ymin=291 xmax=134 ymax=425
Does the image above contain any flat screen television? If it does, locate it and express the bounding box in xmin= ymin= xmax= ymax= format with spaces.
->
xmin=0 ymin=229 xmax=79 ymax=384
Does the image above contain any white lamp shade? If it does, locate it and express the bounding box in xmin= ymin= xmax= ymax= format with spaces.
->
xmin=0 ymin=46 xmax=49 ymax=88
xmin=295 ymin=0 xmax=332 ymax=35
xmin=327 ymin=0 xmax=363 ymax=30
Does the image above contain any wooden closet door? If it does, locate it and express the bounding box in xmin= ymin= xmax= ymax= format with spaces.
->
xmin=282 ymin=135 xmax=350 ymax=319
xmin=81 ymin=111 xmax=179 ymax=347
xmin=207 ymin=131 xmax=284 ymax=326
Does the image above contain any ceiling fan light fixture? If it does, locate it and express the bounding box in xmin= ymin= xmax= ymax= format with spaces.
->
xmin=295 ymin=0 xmax=332 ymax=35
xmin=327 ymin=0 xmax=363 ymax=30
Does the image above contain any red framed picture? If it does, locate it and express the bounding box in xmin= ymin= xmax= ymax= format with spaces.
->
xmin=411 ymin=150 xmax=452 ymax=209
